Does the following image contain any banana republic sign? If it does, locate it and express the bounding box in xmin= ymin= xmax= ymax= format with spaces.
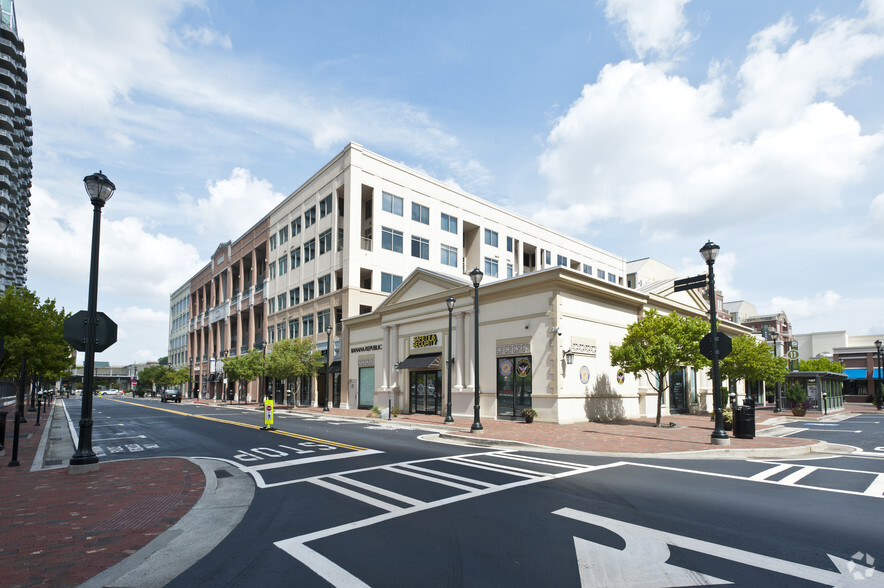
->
xmin=411 ymin=333 xmax=440 ymax=349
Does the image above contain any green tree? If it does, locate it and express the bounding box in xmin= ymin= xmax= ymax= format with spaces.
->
xmin=0 ymin=287 xmax=75 ymax=383
xmin=798 ymin=357 xmax=844 ymax=373
xmin=222 ymin=350 xmax=263 ymax=400
xmin=719 ymin=335 xmax=788 ymax=391
xmin=266 ymin=338 xmax=324 ymax=402
xmin=610 ymin=308 xmax=708 ymax=427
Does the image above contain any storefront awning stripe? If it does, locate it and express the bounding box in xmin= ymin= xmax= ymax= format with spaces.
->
xmin=844 ymin=368 xmax=866 ymax=379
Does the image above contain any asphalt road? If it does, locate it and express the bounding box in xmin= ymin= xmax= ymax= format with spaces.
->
xmin=67 ymin=398 xmax=884 ymax=586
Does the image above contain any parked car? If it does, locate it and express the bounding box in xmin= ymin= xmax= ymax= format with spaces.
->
xmin=160 ymin=389 xmax=182 ymax=403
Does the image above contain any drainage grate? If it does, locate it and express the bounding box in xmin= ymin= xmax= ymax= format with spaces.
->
xmin=90 ymin=492 xmax=187 ymax=532
xmin=214 ymin=469 xmax=233 ymax=479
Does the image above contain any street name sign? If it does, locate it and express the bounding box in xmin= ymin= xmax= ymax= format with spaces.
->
xmin=674 ymin=274 xmax=707 ymax=293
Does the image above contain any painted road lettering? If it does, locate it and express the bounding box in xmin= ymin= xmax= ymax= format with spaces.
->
xmin=234 ymin=442 xmax=339 ymax=463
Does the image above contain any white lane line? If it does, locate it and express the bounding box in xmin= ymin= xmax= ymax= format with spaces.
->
xmin=749 ymin=464 xmax=793 ymax=481
xmin=249 ymin=449 xmax=383 ymax=472
xmin=778 ymin=466 xmax=817 ymax=485
xmin=396 ymin=463 xmax=495 ymax=488
xmin=327 ymin=473 xmax=425 ymax=507
xmin=864 ymin=474 xmax=884 ymax=496
xmin=390 ymin=464 xmax=489 ymax=491
xmin=309 ymin=477 xmax=406 ymax=512
xmin=448 ymin=456 xmax=546 ymax=478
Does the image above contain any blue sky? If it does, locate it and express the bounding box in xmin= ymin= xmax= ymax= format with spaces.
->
xmin=15 ymin=0 xmax=884 ymax=365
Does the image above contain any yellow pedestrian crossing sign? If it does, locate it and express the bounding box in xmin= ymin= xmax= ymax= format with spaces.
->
xmin=262 ymin=398 xmax=275 ymax=430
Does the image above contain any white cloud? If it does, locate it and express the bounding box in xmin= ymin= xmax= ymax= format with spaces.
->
xmin=537 ymin=7 xmax=884 ymax=241
xmin=871 ymin=192 xmax=884 ymax=223
xmin=181 ymin=168 xmax=285 ymax=239
xmin=771 ymin=290 xmax=842 ymax=320
xmin=603 ymin=0 xmax=695 ymax=59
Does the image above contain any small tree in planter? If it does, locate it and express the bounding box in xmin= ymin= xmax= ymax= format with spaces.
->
xmin=784 ymin=382 xmax=809 ymax=415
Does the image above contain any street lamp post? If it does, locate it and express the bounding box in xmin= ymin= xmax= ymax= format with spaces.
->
xmin=70 ymin=171 xmax=116 ymax=469
xmin=700 ymin=241 xmax=729 ymax=446
xmin=876 ymin=340 xmax=883 ymax=409
xmin=325 ymin=325 xmax=332 ymax=412
xmin=771 ymin=332 xmax=782 ymax=412
xmin=445 ymin=296 xmax=456 ymax=423
xmin=469 ymin=268 xmax=483 ymax=433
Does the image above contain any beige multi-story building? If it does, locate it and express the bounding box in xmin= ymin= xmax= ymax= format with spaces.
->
xmin=179 ymin=143 xmax=628 ymax=408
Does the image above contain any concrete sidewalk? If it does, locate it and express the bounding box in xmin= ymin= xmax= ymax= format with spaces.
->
xmin=1 ymin=398 xmax=876 ymax=587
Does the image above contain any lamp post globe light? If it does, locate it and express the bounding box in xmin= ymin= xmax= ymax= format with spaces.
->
xmin=70 ymin=171 xmax=116 ymax=470
xmin=469 ymin=268 xmax=483 ymax=432
xmin=445 ymin=296 xmax=456 ymax=423
xmin=325 ymin=325 xmax=333 ymax=411
xmin=700 ymin=240 xmax=729 ymax=446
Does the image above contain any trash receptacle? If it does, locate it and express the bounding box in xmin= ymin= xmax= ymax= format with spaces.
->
xmin=733 ymin=405 xmax=755 ymax=439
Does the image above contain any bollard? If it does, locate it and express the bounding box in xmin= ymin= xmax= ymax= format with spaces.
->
xmin=0 ymin=411 xmax=7 ymax=452
xmin=35 ymin=396 xmax=41 ymax=426
xmin=388 ymin=397 xmax=391 ymax=421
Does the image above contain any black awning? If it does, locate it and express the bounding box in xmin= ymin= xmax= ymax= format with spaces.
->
xmin=396 ymin=353 xmax=442 ymax=370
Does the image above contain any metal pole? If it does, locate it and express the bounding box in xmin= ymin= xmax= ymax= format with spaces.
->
xmin=471 ymin=281 xmax=483 ymax=432
xmin=70 ymin=201 xmax=104 ymax=468
xmin=708 ymin=257 xmax=728 ymax=443
xmin=445 ymin=297 xmax=455 ymax=423
xmin=324 ymin=327 xmax=331 ymax=411
xmin=7 ymin=354 xmax=25 ymax=466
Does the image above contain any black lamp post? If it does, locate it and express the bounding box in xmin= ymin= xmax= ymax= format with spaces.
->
xmin=445 ymin=296 xmax=456 ymax=423
xmin=700 ymin=240 xmax=729 ymax=445
xmin=876 ymin=340 xmax=883 ymax=409
xmin=257 ymin=341 xmax=266 ymax=402
xmin=469 ymin=268 xmax=483 ymax=432
xmin=771 ymin=332 xmax=782 ymax=412
xmin=325 ymin=325 xmax=332 ymax=411
xmin=70 ymin=171 xmax=116 ymax=469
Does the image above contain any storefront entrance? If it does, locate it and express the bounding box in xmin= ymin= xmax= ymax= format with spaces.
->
xmin=410 ymin=371 xmax=441 ymax=414
xmin=497 ymin=356 xmax=532 ymax=418
xmin=669 ymin=370 xmax=688 ymax=414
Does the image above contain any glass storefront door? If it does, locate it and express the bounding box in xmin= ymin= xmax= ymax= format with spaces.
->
xmin=358 ymin=367 xmax=374 ymax=409
xmin=410 ymin=371 xmax=442 ymax=414
xmin=497 ymin=356 xmax=532 ymax=418
xmin=669 ymin=369 xmax=688 ymax=413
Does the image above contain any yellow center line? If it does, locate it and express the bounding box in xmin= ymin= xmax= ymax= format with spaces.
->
xmin=108 ymin=398 xmax=370 ymax=451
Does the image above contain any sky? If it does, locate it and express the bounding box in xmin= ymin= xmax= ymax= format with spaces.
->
xmin=14 ymin=0 xmax=884 ymax=366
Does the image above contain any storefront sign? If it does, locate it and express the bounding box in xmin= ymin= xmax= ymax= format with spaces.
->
xmin=496 ymin=342 xmax=531 ymax=356
xmin=411 ymin=333 xmax=439 ymax=349
xmin=571 ymin=337 xmax=597 ymax=357
xmin=350 ymin=344 xmax=382 ymax=353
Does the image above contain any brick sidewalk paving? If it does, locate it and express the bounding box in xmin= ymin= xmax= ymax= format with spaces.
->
xmin=0 ymin=402 xmax=204 ymax=588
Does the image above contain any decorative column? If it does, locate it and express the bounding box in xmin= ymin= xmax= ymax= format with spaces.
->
xmin=380 ymin=326 xmax=390 ymax=390
xmin=455 ymin=311 xmax=466 ymax=390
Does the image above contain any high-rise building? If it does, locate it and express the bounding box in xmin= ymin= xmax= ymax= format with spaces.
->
xmin=0 ymin=0 xmax=32 ymax=290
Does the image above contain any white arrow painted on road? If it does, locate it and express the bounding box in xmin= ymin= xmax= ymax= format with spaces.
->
xmin=555 ymin=508 xmax=879 ymax=587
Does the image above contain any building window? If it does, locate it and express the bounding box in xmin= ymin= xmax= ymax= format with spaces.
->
xmin=317 ymin=309 xmax=330 ymax=333
xmin=269 ymin=261 xmax=276 ymax=280
xmin=608 ymin=272 xmax=616 ymax=284
xmin=319 ymin=229 xmax=332 ymax=255
xmin=269 ymin=235 xmax=277 ymax=251
xmin=279 ymin=255 xmax=288 ymax=275
xmin=291 ymin=247 xmax=301 ymax=268
xmin=441 ymin=213 xmax=457 ymax=234
xmin=318 ymin=273 xmax=331 ymax=296
xmin=269 ymin=298 xmax=276 ymax=314
xmin=277 ymin=293 xmax=287 ymax=310
xmin=337 ymin=228 xmax=344 ymax=251
xmin=507 ymin=263 xmax=513 ymax=278
xmin=289 ymin=319 xmax=299 ymax=339
xmin=597 ymin=268 xmax=605 ymax=279
xmin=305 ymin=206 xmax=316 ymax=228
xmin=411 ymin=236 xmax=429 ymax=260
xmin=545 ymin=250 xmax=552 ymax=265
xmin=557 ymin=254 xmax=567 ymax=267
xmin=290 ymin=288 xmax=299 ymax=307
xmin=304 ymin=239 xmax=316 ymax=262
xmin=320 ymin=194 xmax=333 ymax=218
xmin=441 ymin=244 xmax=458 ymax=267
xmin=302 ymin=314 xmax=314 ymax=336
xmin=507 ymin=236 xmax=513 ymax=253
xmin=583 ymin=263 xmax=592 ymax=275
xmin=279 ymin=226 xmax=289 ymax=245
xmin=291 ymin=217 xmax=301 ymax=236
xmin=484 ymin=229 xmax=498 ymax=247
xmin=484 ymin=257 xmax=498 ymax=277
xmin=412 ymin=202 xmax=429 ymax=224
xmin=303 ymin=281 xmax=315 ymax=301
xmin=382 ymin=191 xmax=403 ymax=216
xmin=382 ymin=227 xmax=403 ymax=253
xmin=381 ymin=272 xmax=403 ymax=293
